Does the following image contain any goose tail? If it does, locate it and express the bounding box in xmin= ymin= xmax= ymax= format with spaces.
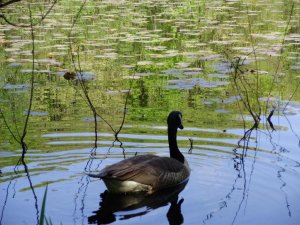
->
xmin=85 ymin=172 xmax=102 ymax=179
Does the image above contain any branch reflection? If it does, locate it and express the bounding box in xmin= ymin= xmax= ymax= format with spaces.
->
xmin=21 ymin=161 xmax=40 ymax=225
xmin=203 ymin=125 xmax=258 ymax=225
xmin=88 ymin=181 xmax=188 ymax=225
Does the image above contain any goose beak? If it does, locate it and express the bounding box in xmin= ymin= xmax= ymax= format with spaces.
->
xmin=179 ymin=124 xmax=184 ymax=129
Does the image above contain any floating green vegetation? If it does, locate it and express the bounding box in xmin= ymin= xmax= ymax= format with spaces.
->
xmin=0 ymin=0 xmax=299 ymax=153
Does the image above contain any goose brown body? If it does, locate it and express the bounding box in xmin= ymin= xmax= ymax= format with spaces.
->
xmin=88 ymin=111 xmax=190 ymax=194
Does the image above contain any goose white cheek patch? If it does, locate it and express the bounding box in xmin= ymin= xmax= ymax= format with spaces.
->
xmin=178 ymin=114 xmax=184 ymax=129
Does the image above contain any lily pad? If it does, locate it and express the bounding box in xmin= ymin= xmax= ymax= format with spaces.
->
xmin=3 ymin=84 xmax=31 ymax=89
xmin=23 ymin=110 xmax=48 ymax=116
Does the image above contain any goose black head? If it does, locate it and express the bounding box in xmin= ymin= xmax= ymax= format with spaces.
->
xmin=167 ymin=111 xmax=184 ymax=129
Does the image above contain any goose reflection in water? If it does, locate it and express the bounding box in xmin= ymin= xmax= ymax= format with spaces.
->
xmin=88 ymin=181 xmax=187 ymax=225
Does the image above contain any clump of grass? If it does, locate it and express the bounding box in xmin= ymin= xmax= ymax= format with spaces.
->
xmin=39 ymin=185 xmax=56 ymax=225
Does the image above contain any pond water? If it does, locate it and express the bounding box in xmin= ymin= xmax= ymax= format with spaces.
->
xmin=1 ymin=0 xmax=300 ymax=225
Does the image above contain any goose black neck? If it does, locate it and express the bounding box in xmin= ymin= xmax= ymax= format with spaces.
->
xmin=168 ymin=125 xmax=184 ymax=163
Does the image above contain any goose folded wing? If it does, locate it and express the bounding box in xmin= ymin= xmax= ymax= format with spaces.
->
xmin=98 ymin=155 xmax=189 ymax=189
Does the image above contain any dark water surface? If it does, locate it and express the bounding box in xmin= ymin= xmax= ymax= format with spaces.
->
xmin=1 ymin=120 xmax=300 ymax=225
xmin=1 ymin=0 xmax=300 ymax=225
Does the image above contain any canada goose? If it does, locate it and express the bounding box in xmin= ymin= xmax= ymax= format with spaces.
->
xmin=88 ymin=111 xmax=190 ymax=194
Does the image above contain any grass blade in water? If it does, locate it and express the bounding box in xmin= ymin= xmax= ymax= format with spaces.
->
xmin=40 ymin=185 xmax=48 ymax=225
